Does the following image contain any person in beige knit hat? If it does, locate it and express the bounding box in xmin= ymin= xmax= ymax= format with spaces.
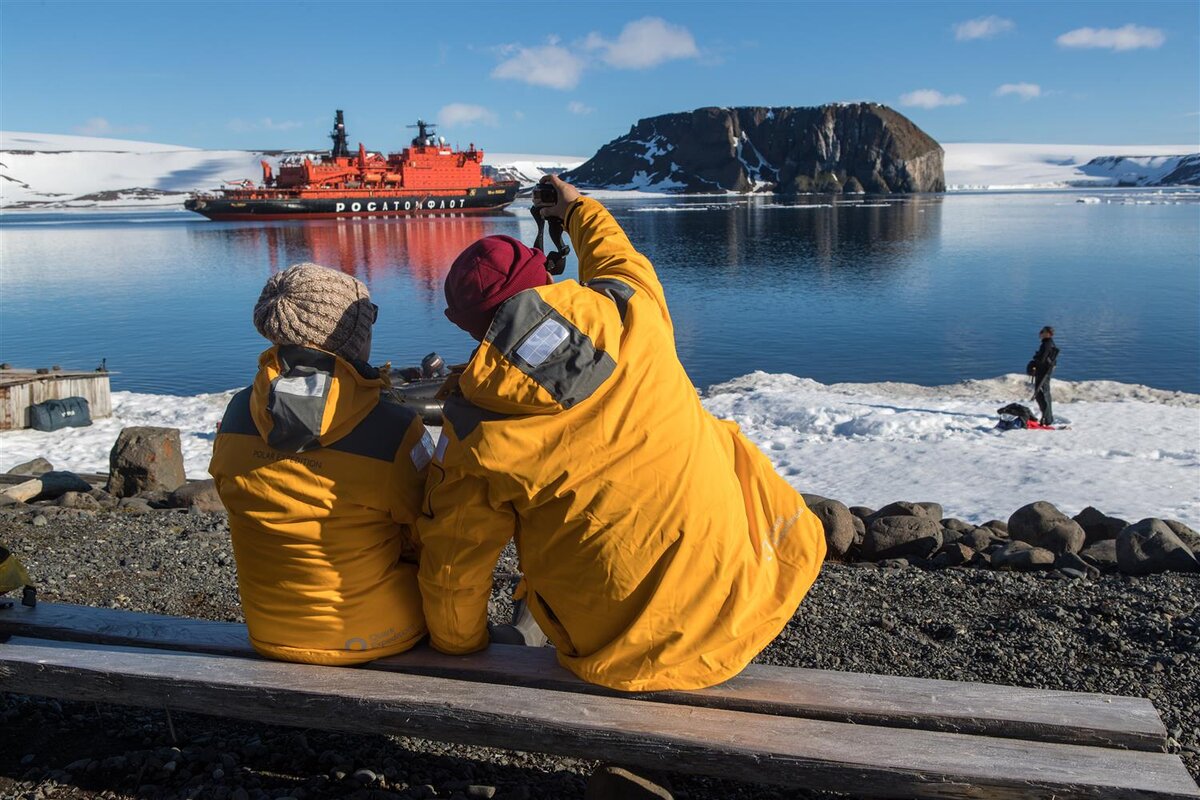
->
xmin=209 ymin=262 xmax=433 ymax=666
xmin=253 ymin=262 xmax=378 ymax=363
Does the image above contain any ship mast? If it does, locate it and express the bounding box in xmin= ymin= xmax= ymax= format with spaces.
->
xmin=329 ymin=110 xmax=351 ymax=159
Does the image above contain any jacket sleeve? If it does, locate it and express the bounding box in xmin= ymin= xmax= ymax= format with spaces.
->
xmin=566 ymin=196 xmax=671 ymax=322
xmin=415 ymin=442 xmax=517 ymax=654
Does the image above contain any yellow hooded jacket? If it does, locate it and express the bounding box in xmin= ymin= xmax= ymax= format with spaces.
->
xmin=210 ymin=345 xmax=431 ymax=665
xmin=418 ymin=197 xmax=826 ymax=691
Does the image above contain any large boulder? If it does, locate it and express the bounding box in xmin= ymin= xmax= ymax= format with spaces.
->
xmin=991 ymin=540 xmax=1056 ymax=571
xmin=963 ymin=527 xmax=1000 ymax=552
xmin=932 ymin=542 xmax=976 ymax=568
xmin=1080 ymin=539 xmax=1119 ymax=569
xmin=106 ymin=427 xmax=186 ymax=499
xmin=807 ymin=498 xmax=856 ymax=560
xmin=1116 ymin=519 xmax=1200 ymax=575
xmin=1008 ymin=502 xmax=1085 ymax=554
xmin=862 ymin=516 xmax=943 ymax=561
xmin=1163 ymin=519 xmax=1200 ymax=554
xmin=864 ymin=501 xmax=941 ymax=528
xmin=0 ymin=471 xmax=92 ymax=503
xmin=1072 ymin=506 xmax=1128 ymax=545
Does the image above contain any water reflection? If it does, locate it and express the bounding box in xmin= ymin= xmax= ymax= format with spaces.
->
xmin=188 ymin=217 xmax=492 ymax=291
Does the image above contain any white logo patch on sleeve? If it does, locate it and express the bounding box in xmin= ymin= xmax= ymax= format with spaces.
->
xmin=273 ymin=373 xmax=329 ymax=397
xmin=410 ymin=430 xmax=435 ymax=471
xmin=516 ymin=318 xmax=570 ymax=367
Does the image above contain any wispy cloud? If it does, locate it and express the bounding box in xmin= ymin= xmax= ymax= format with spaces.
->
xmin=1056 ymin=24 xmax=1164 ymax=51
xmin=491 ymin=42 xmax=585 ymax=90
xmin=74 ymin=117 xmax=148 ymax=136
xmin=567 ymin=101 xmax=595 ymax=115
xmin=995 ymin=82 xmax=1042 ymax=100
xmin=899 ymin=89 xmax=967 ymax=109
xmin=954 ymin=16 xmax=1015 ymax=41
xmin=227 ymin=118 xmax=303 ymax=133
xmin=437 ymin=103 xmax=498 ymax=127
xmin=583 ymin=17 xmax=698 ymax=69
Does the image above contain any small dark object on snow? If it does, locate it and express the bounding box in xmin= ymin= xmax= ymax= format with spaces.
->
xmin=996 ymin=403 xmax=1035 ymax=430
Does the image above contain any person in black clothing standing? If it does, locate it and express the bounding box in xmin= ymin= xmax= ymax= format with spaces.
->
xmin=1026 ymin=325 xmax=1059 ymax=425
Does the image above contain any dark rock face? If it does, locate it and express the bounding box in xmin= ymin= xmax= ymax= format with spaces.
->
xmin=1116 ymin=519 xmax=1200 ymax=575
xmin=1008 ymin=502 xmax=1085 ymax=554
xmin=862 ymin=516 xmax=943 ymax=560
xmin=565 ymin=104 xmax=945 ymax=195
xmin=991 ymin=541 xmax=1056 ymax=571
xmin=168 ymin=480 xmax=225 ymax=514
xmin=1081 ymin=539 xmax=1119 ymax=568
xmin=107 ymin=427 xmax=186 ymax=499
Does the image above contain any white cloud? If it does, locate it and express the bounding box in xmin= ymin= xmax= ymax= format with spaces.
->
xmin=1056 ymin=24 xmax=1165 ymax=51
xmin=227 ymin=118 xmax=303 ymax=133
xmin=74 ymin=117 xmax=148 ymax=136
xmin=899 ymin=89 xmax=967 ymax=109
xmin=491 ymin=43 xmax=585 ymax=90
xmin=567 ymin=101 xmax=595 ymax=115
xmin=995 ymin=82 xmax=1042 ymax=100
xmin=954 ymin=16 xmax=1015 ymax=41
xmin=584 ymin=17 xmax=699 ymax=69
xmin=437 ymin=103 xmax=498 ymax=127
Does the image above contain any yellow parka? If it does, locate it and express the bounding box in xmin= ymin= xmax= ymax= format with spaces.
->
xmin=210 ymin=345 xmax=431 ymax=665
xmin=418 ymin=197 xmax=826 ymax=691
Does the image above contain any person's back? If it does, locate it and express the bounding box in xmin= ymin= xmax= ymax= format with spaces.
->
xmin=210 ymin=263 xmax=430 ymax=665
xmin=419 ymin=183 xmax=826 ymax=691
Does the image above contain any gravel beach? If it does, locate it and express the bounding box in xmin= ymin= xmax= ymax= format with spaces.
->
xmin=2 ymin=504 xmax=1197 ymax=799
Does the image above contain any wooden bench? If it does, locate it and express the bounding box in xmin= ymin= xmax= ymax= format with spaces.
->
xmin=2 ymin=601 xmax=1198 ymax=799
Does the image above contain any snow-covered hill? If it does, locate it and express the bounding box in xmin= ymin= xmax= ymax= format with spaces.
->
xmin=0 ymin=132 xmax=583 ymax=209
xmin=1 ymin=131 xmax=1196 ymax=208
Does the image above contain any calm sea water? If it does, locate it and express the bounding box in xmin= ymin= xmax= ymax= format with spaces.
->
xmin=2 ymin=192 xmax=1198 ymax=395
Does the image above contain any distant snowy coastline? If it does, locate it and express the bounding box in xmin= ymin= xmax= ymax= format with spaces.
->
xmin=1 ymin=373 xmax=1196 ymax=529
xmin=2 ymin=131 xmax=1197 ymax=209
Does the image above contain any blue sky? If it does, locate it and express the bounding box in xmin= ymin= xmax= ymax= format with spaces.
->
xmin=2 ymin=1 xmax=1196 ymax=155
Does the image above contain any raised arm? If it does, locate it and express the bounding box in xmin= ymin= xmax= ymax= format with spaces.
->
xmin=535 ymin=175 xmax=670 ymax=321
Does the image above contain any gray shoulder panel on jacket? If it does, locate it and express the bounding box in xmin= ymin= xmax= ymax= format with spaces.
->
xmin=585 ymin=278 xmax=635 ymax=322
xmin=442 ymin=395 xmax=513 ymax=441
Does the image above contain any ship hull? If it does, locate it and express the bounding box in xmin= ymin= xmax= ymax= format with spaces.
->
xmin=185 ymin=184 xmax=518 ymax=221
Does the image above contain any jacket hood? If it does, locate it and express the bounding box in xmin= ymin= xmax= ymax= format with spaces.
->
xmin=250 ymin=345 xmax=389 ymax=452
xmin=458 ymin=282 xmax=622 ymax=417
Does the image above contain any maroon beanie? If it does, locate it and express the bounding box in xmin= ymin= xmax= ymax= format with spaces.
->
xmin=444 ymin=235 xmax=551 ymax=341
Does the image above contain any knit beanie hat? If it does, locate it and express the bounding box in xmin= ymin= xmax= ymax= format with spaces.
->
xmin=444 ymin=235 xmax=551 ymax=341
xmin=253 ymin=262 xmax=374 ymax=361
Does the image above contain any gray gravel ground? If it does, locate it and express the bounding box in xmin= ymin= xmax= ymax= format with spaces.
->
xmin=1 ymin=503 xmax=1197 ymax=799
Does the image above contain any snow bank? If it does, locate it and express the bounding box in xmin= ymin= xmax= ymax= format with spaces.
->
xmin=943 ymin=143 xmax=1197 ymax=190
xmin=2 ymin=374 xmax=1195 ymax=528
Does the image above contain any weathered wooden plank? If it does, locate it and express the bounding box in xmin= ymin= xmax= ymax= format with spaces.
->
xmin=0 ymin=601 xmax=1169 ymax=751
xmin=1 ymin=639 xmax=1196 ymax=800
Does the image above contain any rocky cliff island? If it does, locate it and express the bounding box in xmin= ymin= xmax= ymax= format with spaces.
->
xmin=565 ymin=103 xmax=945 ymax=195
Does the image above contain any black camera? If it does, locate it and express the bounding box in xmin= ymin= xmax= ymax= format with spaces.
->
xmin=531 ymin=182 xmax=558 ymax=207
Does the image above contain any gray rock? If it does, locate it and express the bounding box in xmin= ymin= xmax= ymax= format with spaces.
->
xmin=1081 ymin=539 xmax=1119 ymax=567
xmin=106 ymin=426 xmax=186 ymax=498
xmin=168 ymin=480 xmax=225 ymax=514
xmin=6 ymin=457 xmax=53 ymax=476
xmin=981 ymin=519 xmax=1009 ymax=535
xmin=1008 ymin=501 xmax=1086 ymax=554
xmin=991 ymin=541 xmax=1056 ymax=571
xmin=801 ymin=493 xmax=829 ymax=507
xmin=941 ymin=527 xmax=964 ymax=546
xmin=942 ymin=518 xmax=974 ymax=533
xmin=866 ymin=501 xmax=940 ymax=526
xmin=862 ymin=515 xmax=943 ymax=561
xmin=1073 ymin=506 xmax=1128 ymax=545
xmin=851 ymin=514 xmax=866 ymax=546
xmin=1163 ymin=519 xmax=1200 ymax=554
xmin=585 ymin=765 xmax=673 ymax=800
xmin=807 ymin=498 xmax=856 ymax=560
xmin=963 ymin=528 xmax=999 ymax=552
xmin=1116 ymin=519 xmax=1200 ymax=575
xmin=848 ymin=506 xmax=875 ymax=521
xmin=467 ymin=787 xmax=497 ymax=799
xmin=932 ymin=542 xmax=975 ymax=568
xmin=56 ymin=491 xmax=100 ymax=511
xmin=32 ymin=514 xmax=48 ymax=527
xmin=118 ymin=497 xmax=153 ymax=515
xmin=1055 ymin=551 xmax=1100 ymax=579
